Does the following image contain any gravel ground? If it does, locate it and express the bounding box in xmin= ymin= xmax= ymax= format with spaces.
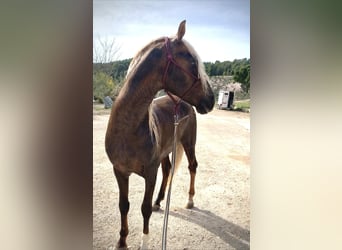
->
xmin=93 ymin=108 xmax=250 ymax=250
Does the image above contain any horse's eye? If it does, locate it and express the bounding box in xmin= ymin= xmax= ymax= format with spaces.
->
xmin=177 ymin=52 xmax=192 ymax=59
xmin=191 ymin=57 xmax=197 ymax=66
xmin=177 ymin=51 xmax=197 ymax=66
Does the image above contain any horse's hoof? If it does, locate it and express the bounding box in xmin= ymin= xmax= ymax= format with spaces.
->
xmin=115 ymin=240 xmax=128 ymax=250
xmin=115 ymin=247 xmax=128 ymax=250
xmin=140 ymin=233 xmax=150 ymax=250
xmin=152 ymin=203 xmax=161 ymax=211
xmin=115 ymin=245 xmax=128 ymax=250
xmin=186 ymin=200 xmax=194 ymax=209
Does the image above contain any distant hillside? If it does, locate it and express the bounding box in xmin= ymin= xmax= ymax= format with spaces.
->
xmin=93 ymin=58 xmax=249 ymax=81
xmin=93 ymin=58 xmax=250 ymax=101
xmin=209 ymin=76 xmax=249 ymax=101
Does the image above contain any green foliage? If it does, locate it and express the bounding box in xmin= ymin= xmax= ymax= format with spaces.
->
xmin=93 ymin=59 xmax=130 ymax=102
xmin=110 ymin=80 xmax=124 ymax=101
xmin=204 ymin=58 xmax=250 ymax=95
xmin=93 ymin=63 xmax=113 ymax=76
xmin=92 ymin=57 xmax=250 ymax=101
xmin=93 ymin=71 xmax=115 ymax=103
xmin=110 ymin=59 xmax=132 ymax=81
xmin=233 ymin=63 xmax=250 ymax=93
xmin=203 ymin=58 xmax=249 ymax=77
xmin=230 ymin=99 xmax=250 ymax=113
xmin=93 ymin=58 xmax=132 ymax=84
xmin=234 ymin=100 xmax=250 ymax=110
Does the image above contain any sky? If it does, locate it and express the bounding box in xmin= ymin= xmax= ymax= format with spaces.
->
xmin=93 ymin=0 xmax=250 ymax=62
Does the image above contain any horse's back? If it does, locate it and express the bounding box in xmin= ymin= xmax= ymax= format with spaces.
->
xmin=152 ymin=95 xmax=196 ymax=123
xmin=152 ymin=95 xmax=197 ymax=153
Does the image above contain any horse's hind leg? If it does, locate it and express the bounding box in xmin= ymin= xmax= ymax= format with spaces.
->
xmin=153 ymin=157 xmax=171 ymax=211
xmin=114 ymin=168 xmax=130 ymax=249
xmin=183 ymin=146 xmax=198 ymax=209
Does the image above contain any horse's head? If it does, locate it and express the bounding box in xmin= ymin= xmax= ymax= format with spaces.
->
xmin=126 ymin=20 xmax=215 ymax=114
xmin=161 ymin=20 xmax=215 ymax=114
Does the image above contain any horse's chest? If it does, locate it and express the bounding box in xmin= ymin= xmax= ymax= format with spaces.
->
xmin=112 ymin=136 xmax=154 ymax=166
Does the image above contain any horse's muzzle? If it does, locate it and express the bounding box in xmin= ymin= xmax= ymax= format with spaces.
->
xmin=195 ymin=92 xmax=215 ymax=114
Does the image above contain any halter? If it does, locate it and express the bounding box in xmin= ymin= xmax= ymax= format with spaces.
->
xmin=162 ymin=37 xmax=201 ymax=116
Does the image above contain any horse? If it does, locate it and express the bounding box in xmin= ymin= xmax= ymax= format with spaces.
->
xmin=105 ymin=20 xmax=215 ymax=249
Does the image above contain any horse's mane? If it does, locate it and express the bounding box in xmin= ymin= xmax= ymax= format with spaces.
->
xmin=126 ymin=37 xmax=165 ymax=79
xmin=148 ymin=102 xmax=161 ymax=157
xmin=181 ymin=39 xmax=210 ymax=94
xmin=124 ymin=38 xmax=165 ymax=157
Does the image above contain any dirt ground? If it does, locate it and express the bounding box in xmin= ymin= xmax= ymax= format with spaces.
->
xmin=93 ymin=108 xmax=250 ymax=250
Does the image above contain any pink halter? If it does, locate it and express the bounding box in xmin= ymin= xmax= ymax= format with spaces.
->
xmin=162 ymin=37 xmax=201 ymax=115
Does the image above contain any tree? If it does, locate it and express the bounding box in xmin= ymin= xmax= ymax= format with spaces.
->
xmin=233 ymin=64 xmax=250 ymax=93
xmin=110 ymin=59 xmax=132 ymax=81
xmin=93 ymin=71 xmax=115 ymax=103
xmin=93 ymin=36 xmax=121 ymax=63
xmin=203 ymin=59 xmax=249 ymax=77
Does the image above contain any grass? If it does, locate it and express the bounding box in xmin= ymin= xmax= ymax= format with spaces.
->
xmin=232 ymin=99 xmax=250 ymax=112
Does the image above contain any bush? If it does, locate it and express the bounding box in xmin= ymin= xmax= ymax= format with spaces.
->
xmin=93 ymin=71 xmax=115 ymax=103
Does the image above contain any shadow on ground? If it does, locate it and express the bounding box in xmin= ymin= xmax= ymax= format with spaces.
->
xmin=166 ymin=207 xmax=250 ymax=250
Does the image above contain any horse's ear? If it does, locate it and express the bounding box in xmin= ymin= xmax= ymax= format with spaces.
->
xmin=177 ymin=20 xmax=186 ymax=40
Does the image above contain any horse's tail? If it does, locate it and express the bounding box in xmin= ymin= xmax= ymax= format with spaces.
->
xmin=174 ymin=142 xmax=184 ymax=174
xmin=167 ymin=142 xmax=184 ymax=187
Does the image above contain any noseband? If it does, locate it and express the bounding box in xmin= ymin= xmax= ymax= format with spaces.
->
xmin=162 ymin=37 xmax=201 ymax=115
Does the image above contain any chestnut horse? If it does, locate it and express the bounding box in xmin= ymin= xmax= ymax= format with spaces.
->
xmin=105 ymin=20 xmax=215 ymax=249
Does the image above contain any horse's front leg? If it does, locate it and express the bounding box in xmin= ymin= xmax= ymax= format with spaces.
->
xmin=114 ymin=168 xmax=130 ymax=249
xmin=153 ymin=157 xmax=171 ymax=211
xmin=140 ymin=167 xmax=158 ymax=250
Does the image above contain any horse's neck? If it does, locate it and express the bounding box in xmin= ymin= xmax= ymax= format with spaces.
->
xmin=110 ymin=77 xmax=161 ymax=133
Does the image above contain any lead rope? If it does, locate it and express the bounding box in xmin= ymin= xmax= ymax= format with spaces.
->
xmin=161 ymin=112 xmax=189 ymax=250
xmin=161 ymin=112 xmax=179 ymax=250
